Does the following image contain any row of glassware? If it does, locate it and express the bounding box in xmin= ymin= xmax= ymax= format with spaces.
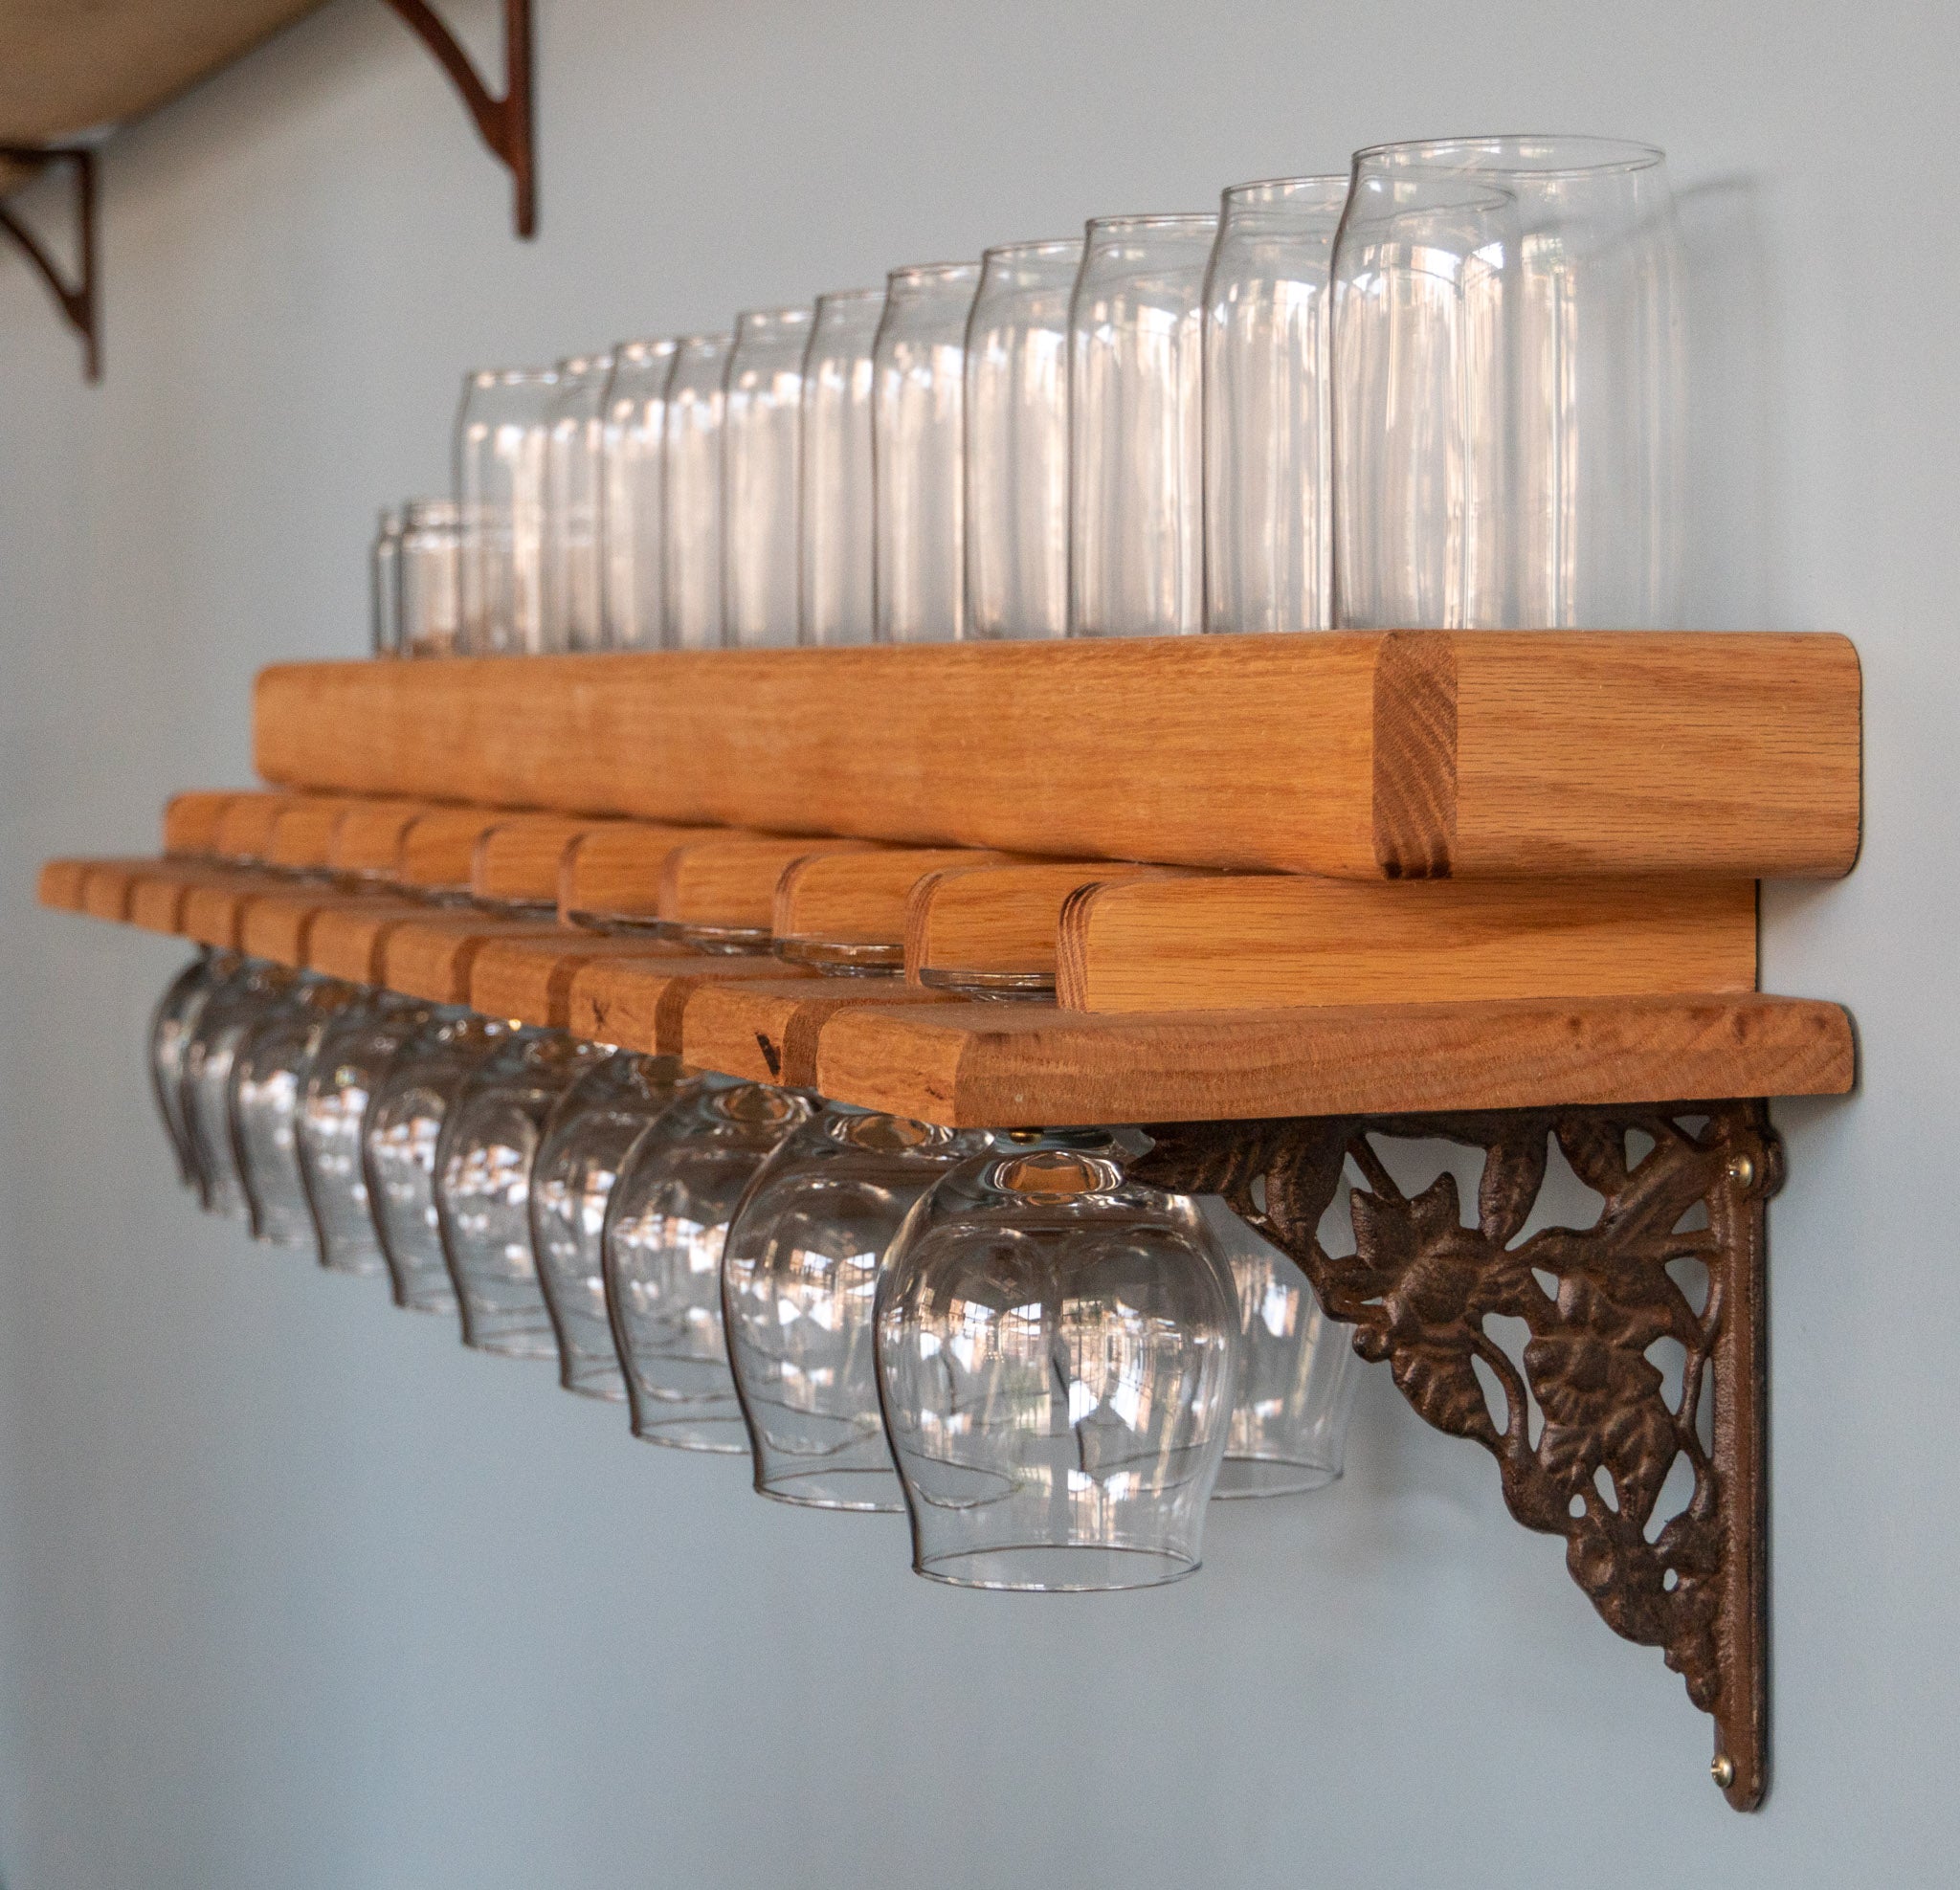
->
xmin=152 ymin=951 xmax=1357 ymax=1591
xmin=372 ymin=133 xmax=1685 ymax=657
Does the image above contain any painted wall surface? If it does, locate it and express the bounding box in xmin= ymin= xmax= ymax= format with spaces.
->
xmin=1 ymin=2 xmax=1952 ymax=1884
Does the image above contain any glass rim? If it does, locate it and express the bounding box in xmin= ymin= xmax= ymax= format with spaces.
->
xmin=813 ymin=286 xmax=888 ymax=306
xmin=1221 ymin=173 xmax=1348 ymax=203
xmin=1352 ymin=132 xmax=1666 ymax=177
xmin=734 ymin=305 xmax=815 ymax=329
xmin=403 ymin=499 xmax=459 ymax=523
xmin=613 ymin=336 xmax=679 ymax=358
xmin=981 ymin=237 xmax=1083 ymax=261
xmin=672 ymin=331 xmax=733 ymax=351
xmin=465 ymin=366 xmax=558 ymax=386
xmin=1084 ymin=211 xmax=1217 ymax=234
xmin=886 ymin=260 xmax=984 ymax=287
xmin=553 ymin=351 xmax=613 ymax=372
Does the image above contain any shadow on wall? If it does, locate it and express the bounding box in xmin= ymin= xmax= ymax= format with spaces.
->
xmin=1678 ymin=174 xmax=1781 ymax=631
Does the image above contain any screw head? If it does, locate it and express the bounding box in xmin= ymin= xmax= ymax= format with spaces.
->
xmin=1711 ymin=1752 xmax=1736 ymax=1790
xmin=1726 ymin=1154 xmax=1755 ymax=1190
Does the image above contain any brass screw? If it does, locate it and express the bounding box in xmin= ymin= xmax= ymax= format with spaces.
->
xmin=1711 ymin=1753 xmax=1736 ymax=1790
xmin=1726 ymin=1154 xmax=1755 ymax=1190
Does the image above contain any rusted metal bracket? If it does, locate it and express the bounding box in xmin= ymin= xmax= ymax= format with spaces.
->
xmin=0 ymin=146 xmax=99 ymax=381
xmin=380 ymin=0 xmax=535 ymax=237
xmin=1138 ymin=1100 xmax=1777 ymax=1811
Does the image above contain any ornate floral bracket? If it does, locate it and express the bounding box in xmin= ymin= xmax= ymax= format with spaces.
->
xmin=381 ymin=0 xmax=535 ymax=237
xmin=0 ymin=146 xmax=99 ymax=381
xmin=1137 ymin=1100 xmax=1779 ymax=1811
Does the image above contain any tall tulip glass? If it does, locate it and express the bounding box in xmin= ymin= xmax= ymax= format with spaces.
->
xmin=876 ymin=1133 xmax=1239 ymax=1590
xmin=600 ymin=338 xmax=679 ymax=649
xmin=435 ymin=1030 xmax=609 ymax=1357
xmin=181 ymin=958 xmax=299 ymax=1221
xmin=873 ymin=263 xmax=982 ymax=642
xmin=1068 ymin=214 xmax=1217 ymax=636
xmin=723 ymin=307 xmax=813 ymax=648
xmin=798 ymin=289 xmax=884 ymax=645
xmin=1198 ymin=1200 xmax=1359 ymax=1497
xmin=1202 ymin=176 xmax=1348 ymax=634
xmin=724 ymin=1105 xmax=991 ymax=1511
xmin=232 ymin=974 xmax=363 ymax=1249
xmin=1330 ymin=135 xmax=1684 ymax=630
xmin=543 ymin=351 xmax=612 ymax=651
xmin=364 ymin=1010 xmax=514 ymax=1314
xmin=531 ymin=1053 xmax=697 ymax=1399
xmin=964 ymin=239 xmax=1080 ymax=640
xmin=662 ymin=334 xmax=732 ymax=650
xmin=151 ymin=951 xmax=225 ymax=1190
xmin=299 ymin=992 xmax=434 ymax=1277
xmin=603 ymin=1078 xmax=815 ymax=1452
xmin=455 ymin=367 xmax=558 ymax=653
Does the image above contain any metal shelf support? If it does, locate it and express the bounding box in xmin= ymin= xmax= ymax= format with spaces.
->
xmin=0 ymin=146 xmax=99 ymax=381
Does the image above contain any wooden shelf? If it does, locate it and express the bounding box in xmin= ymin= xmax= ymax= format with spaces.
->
xmin=254 ymin=634 xmax=1862 ymax=882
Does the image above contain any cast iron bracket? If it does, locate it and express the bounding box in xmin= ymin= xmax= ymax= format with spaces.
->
xmin=0 ymin=146 xmax=99 ymax=381
xmin=1137 ymin=1099 xmax=1777 ymax=1811
xmin=381 ymin=0 xmax=535 ymax=237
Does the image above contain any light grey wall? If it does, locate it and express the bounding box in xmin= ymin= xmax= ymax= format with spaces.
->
xmin=1 ymin=1 xmax=1953 ymax=1884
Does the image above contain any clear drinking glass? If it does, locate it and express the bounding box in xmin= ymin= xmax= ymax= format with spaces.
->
xmin=873 ymin=263 xmax=982 ymax=642
xmin=798 ymin=289 xmax=884 ymax=645
xmin=181 ymin=959 xmax=300 ymax=1221
xmin=151 ymin=951 xmax=224 ymax=1189
xmin=600 ymin=338 xmax=679 ymax=650
xmin=1202 ymin=177 xmax=1348 ymax=634
xmin=723 ymin=307 xmax=813 ymax=649
xmin=543 ymin=351 xmax=613 ymax=652
xmin=724 ymin=1105 xmax=991 ymax=1511
xmin=299 ymin=991 xmax=434 ymax=1277
xmin=455 ymin=366 xmax=558 ymax=653
xmin=661 ymin=334 xmax=732 ymax=651
xmin=1068 ymin=213 xmax=1217 ymax=636
xmin=964 ymin=239 xmax=1080 ymax=639
xmin=531 ymin=1052 xmax=697 ymax=1399
xmin=371 ymin=505 xmax=403 ymax=656
xmin=364 ymin=1010 xmax=514 ymax=1314
xmin=400 ymin=500 xmax=463 ymax=657
xmin=1330 ymin=135 xmax=1684 ymax=630
xmin=603 ymin=1078 xmax=816 ymax=1451
xmin=232 ymin=974 xmax=363 ymax=1249
xmin=435 ymin=1030 xmax=609 ymax=1357
xmin=876 ymin=1132 xmax=1239 ymax=1589
xmin=1198 ymin=1199 xmax=1359 ymax=1497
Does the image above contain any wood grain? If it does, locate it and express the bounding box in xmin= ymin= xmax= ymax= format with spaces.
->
xmin=773 ymin=846 xmax=1013 ymax=968
xmin=162 ymin=791 xmax=239 ymax=857
xmin=380 ymin=914 xmax=573 ymax=1007
xmin=1372 ymin=631 xmax=1457 ymax=877
xmin=266 ymin=797 xmax=363 ymax=871
xmin=474 ymin=816 xmax=615 ymax=906
xmin=398 ymin=808 xmax=546 ymax=893
xmin=558 ymin=822 xmax=716 ymax=924
xmin=659 ymin=834 xmax=880 ymax=940
xmin=307 ymin=899 xmax=437 ymax=985
xmin=567 ymin=954 xmax=821 ymax=1055
xmin=904 ymin=859 xmax=1192 ymax=991
xmin=253 ymin=633 xmax=1861 ymax=880
xmin=330 ymin=799 xmax=445 ymax=878
xmin=681 ymin=977 xmax=962 ymax=1086
xmin=814 ymin=992 xmax=1857 ymax=1127
xmin=212 ymin=791 xmax=307 ymax=862
xmin=468 ymin=932 xmax=697 ymax=1028
xmin=1058 ymin=875 xmax=1759 ymax=1012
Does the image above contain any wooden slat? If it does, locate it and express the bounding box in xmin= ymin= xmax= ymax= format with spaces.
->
xmin=181 ymin=871 xmax=304 ymax=949
xmin=163 ymin=790 xmax=239 ymax=857
xmin=1058 ymin=875 xmax=1759 ymax=1012
xmin=660 ymin=834 xmax=880 ymax=942
xmin=380 ymin=914 xmax=570 ymax=1007
xmin=558 ymin=821 xmax=715 ymax=925
xmin=681 ymin=977 xmax=963 ymax=1087
xmin=474 ymin=816 xmax=615 ymax=906
xmin=307 ymin=899 xmax=437 ymax=984
xmin=567 ymin=955 xmax=821 ymax=1055
xmin=904 ymin=859 xmax=1191 ymax=992
xmin=254 ymin=634 xmax=1862 ymax=881
xmin=468 ymin=932 xmax=697 ymax=1029
xmin=212 ymin=791 xmax=306 ymax=862
xmin=813 ymin=992 xmax=1857 ymax=1126
xmin=265 ymin=797 xmax=362 ymax=871
xmin=772 ymin=846 xmax=1013 ymax=968
xmin=39 ymin=856 xmax=120 ymax=911
xmin=399 ymin=808 xmax=535 ymax=894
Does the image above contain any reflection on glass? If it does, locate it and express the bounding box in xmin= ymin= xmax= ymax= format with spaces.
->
xmin=1068 ymin=214 xmax=1217 ymax=637
xmin=371 ymin=506 xmax=403 ymax=656
xmin=151 ymin=951 xmax=224 ymax=1190
xmin=724 ymin=308 xmax=813 ymax=649
xmin=543 ymin=352 xmax=613 ymax=652
xmin=455 ymin=367 xmax=557 ymax=653
xmin=661 ymin=334 xmax=732 ymax=651
xmin=798 ymin=289 xmax=884 ymax=645
xmin=724 ymin=1105 xmax=990 ymax=1510
xmin=876 ymin=1133 xmax=1238 ymax=1589
xmin=600 ymin=338 xmax=679 ymax=650
xmin=400 ymin=500 xmax=463 ymax=657
xmin=182 ymin=958 xmax=298 ymax=1221
xmin=964 ymin=239 xmax=1080 ymax=639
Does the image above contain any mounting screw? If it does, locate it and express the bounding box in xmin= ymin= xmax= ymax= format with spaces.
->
xmin=1726 ymin=1154 xmax=1756 ymax=1190
xmin=1711 ymin=1752 xmax=1736 ymax=1790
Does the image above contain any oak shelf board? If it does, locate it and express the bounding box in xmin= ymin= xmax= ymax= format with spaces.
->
xmin=254 ymin=633 xmax=1862 ymax=883
xmin=679 ymin=977 xmax=964 ymax=1088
